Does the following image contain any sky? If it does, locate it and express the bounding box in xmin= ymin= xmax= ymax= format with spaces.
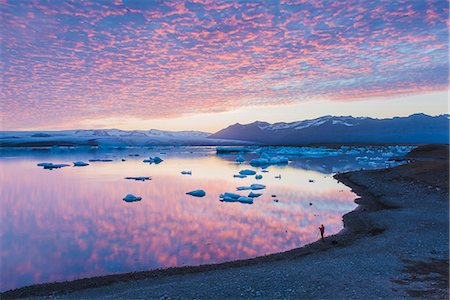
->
xmin=1 ymin=0 xmax=448 ymax=132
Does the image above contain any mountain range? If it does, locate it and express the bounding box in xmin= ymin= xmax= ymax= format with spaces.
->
xmin=1 ymin=114 xmax=448 ymax=147
xmin=208 ymin=113 xmax=449 ymax=144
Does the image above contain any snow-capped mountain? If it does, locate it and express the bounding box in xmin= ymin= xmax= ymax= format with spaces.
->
xmin=209 ymin=114 xmax=449 ymax=144
xmin=0 ymin=129 xmax=240 ymax=147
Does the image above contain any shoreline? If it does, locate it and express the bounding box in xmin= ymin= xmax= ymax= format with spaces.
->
xmin=1 ymin=146 xmax=448 ymax=299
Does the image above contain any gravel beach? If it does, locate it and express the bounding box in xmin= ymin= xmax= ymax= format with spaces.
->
xmin=2 ymin=145 xmax=448 ymax=299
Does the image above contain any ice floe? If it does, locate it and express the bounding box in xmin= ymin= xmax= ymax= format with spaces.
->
xmin=255 ymin=174 xmax=263 ymax=180
xmin=125 ymin=176 xmax=151 ymax=181
xmin=181 ymin=171 xmax=192 ymax=175
xmin=186 ymin=189 xmax=206 ymax=197
xmin=123 ymin=194 xmax=142 ymax=202
xmin=73 ymin=161 xmax=89 ymax=167
xmin=143 ymin=156 xmax=164 ymax=164
xmin=219 ymin=192 xmax=253 ymax=204
xmin=233 ymin=174 xmax=247 ymax=178
xmin=37 ymin=162 xmax=70 ymax=169
xmin=235 ymin=155 xmax=245 ymax=163
xmin=236 ymin=184 xmax=266 ymax=191
xmin=248 ymin=192 xmax=262 ymax=198
xmin=239 ymin=169 xmax=256 ymax=175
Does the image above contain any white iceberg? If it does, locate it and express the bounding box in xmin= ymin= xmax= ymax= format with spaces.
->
xmin=37 ymin=162 xmax=70 ymax=169
xmin=123 ymin=194 xmax=142 ymax=202
xmin=249 ymin=158 xmax=269 ymax=166
xmin=73 ymin=161 xmax=89 ymax=167
xmin=250 ymin=184 xmax=266 ymax=190
xmin=269 ymin=156 xmax=288 ymax=164
xmin=236 ymin=184 xmax=266 ymax=191
xmin=237 ymin=196 xmax=253 ymax=204
xmin=236 ymin=186 xmax=252 ymax=191
xmin=239 ymin=169 xmax=256 ymax=175
xmin=143 ymin=157 xmax=164 ymax=164
xmin=233 ymin=174 xmax=247 ymax=178
xmin=235 ymin=156 xmax=245 ymax=163
xmin=248 ymin=192 xmax=262 ymax=198
xmin=181 ymin=171 xmax=192 ymax=175
xmin=125 ymin=176 xmax=151 ymax=181
xmin=186 ymin=189 xmax=206 ymax=197
xmin=219 ymin=192 xmax=241 ymax=202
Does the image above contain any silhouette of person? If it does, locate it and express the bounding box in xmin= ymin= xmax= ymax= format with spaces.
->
xmin=319 ymin=224 xmax=325 ymax=241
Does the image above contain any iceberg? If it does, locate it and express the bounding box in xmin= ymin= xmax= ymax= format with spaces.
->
xmin=248 ymin=192 xmax=262 ymax=198
xmin=261 ymin=169 xmax=269 ymax=173
xmin=233 ymin=174 xmax=247 ymax=178
xmin=123 ymin=194 xmax=142 ymax=202
xmin=237 ymin=196 xmax=253 ymax=204
xmin=239 ymin=169 xmax=256 ymax=175
xmin=235 ymin=155 xmax=245 ymax=163
xmin=269 ymin=156 xmax=289 ymax=164
xmin=255 ymin=174 xmax=263 ymax=180
xmin=125 ymin=176 xmax=151 ymax=181
xmin=236 ymin=186 xmax=252 ymax=191
xmin=249 ymin=158 xmax=269 ymax=166
xmin=181 ymin=171 xmax=192 ymax=175
xmin=73 ymin=161 xmax=89 ymax=167
xmin=37 ymin=162 xmax=70 ymax=169
xmin=219 ymin=192 xmax=241 ymax=202
xmin=236 ymin=184 xmax=266 ymax=191
xmin=143 ymin=157 xmax=164 ymax=164
xmin=186 ymin=189 xmax=206 ymax=197
xmin=250 ymin=183 xmax=266 ymax=190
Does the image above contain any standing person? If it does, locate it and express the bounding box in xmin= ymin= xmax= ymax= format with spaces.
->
xmin=319 ymin=224 xmax=325 ymax=241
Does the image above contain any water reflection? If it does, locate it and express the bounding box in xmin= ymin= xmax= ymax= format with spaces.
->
xmin=0 ymin=148 xmax=356 ymax=291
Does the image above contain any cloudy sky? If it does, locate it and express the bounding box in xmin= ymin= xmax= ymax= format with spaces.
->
xmin=1 ymin=0 xmax=448 ymax=131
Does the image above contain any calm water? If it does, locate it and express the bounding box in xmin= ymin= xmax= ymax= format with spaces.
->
xmin=1 ymin=146 xmax=394 ymax=291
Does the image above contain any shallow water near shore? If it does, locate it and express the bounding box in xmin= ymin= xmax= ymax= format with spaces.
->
xmin=0 ymin=146 xmax=411 ymax=291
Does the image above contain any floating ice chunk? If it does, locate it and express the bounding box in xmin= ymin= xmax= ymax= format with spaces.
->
xmin=73 ymin=161 xmax=89 ymax=167
xmin=239 ymin=169 xmax=256 ymax=175
xmin=143 ymin=157 xmax=164 ymax=164
xmin=181 ymin=171 xmax=192 ymax=175
xmin=269 ymin=156 xmax=288 ymax=164
xmin=248 ymin=192 xmax=262 ymax=198
xmin=255 ymin=174 xmax=263 ymax=180
xmin=260 ymin=152 xmax=270 ymax=159
xmin=186 ymin=189 xmax=206 ymax=197
xmin=233 ymin=174 xmax=247 ymax=178
xmin=236 ymin=186 xmax=252 ymax=191
xmin=37 ymin=162 xmax=70 ymax=169
xmin=237 ymin=196 xmax=253 ymax=204
xmin=153 ymin=156 xmax=163 ymax=163
xmin=220 ymin=192 xmax=241 ymax=200
xmin=250 ymin=184 xmax=265 ymax=190
xmin=125 ymin=176 xmax=151 ymax=181
xmin=123 ymin=194 xmax=142 ymax=202
xmin=249 ymin=158 xmax=269 ymax=166
xmin=37 ymin=162 xmax=53 ymax=167
xmin=220 ymin=196 xmax=238 ymax=202
xmin=261 ymin=169 xmax=269 ymax=173
xmin=89 ymin=159 xmax=113 ymax=162
xmin=235 ymin=156 xmax=245 ymax=163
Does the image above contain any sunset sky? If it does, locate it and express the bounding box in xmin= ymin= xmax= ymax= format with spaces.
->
xmin=1 ymin=0 xmax=448 ymax=132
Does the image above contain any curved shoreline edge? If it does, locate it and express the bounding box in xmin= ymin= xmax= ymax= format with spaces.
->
xmin=1 ymin=145 xmax=448 ymax=299
xmin=0 ymin=175 xmax=388 ymax=299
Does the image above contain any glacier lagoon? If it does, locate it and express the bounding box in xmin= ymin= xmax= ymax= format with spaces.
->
xmin=0 ymin=145 xmax=413 ymax=291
